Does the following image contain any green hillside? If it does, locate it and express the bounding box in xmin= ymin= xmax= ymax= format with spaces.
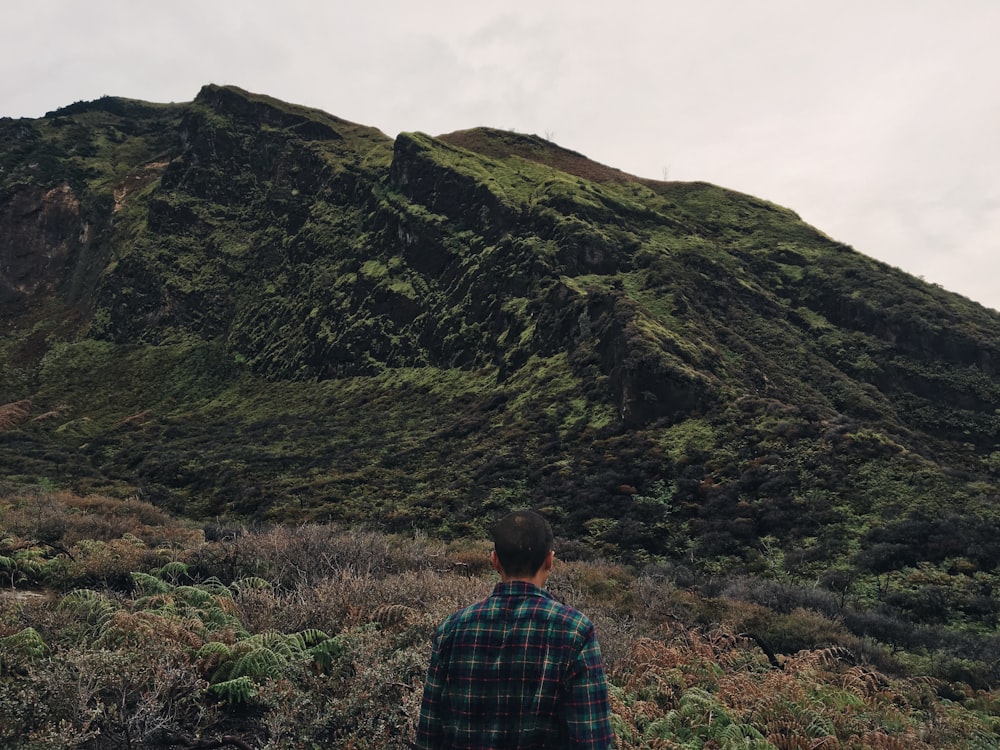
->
xmin=2 ymin=85 xmax=1000 ymax=696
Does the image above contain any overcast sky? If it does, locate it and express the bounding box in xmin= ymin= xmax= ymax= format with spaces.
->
xmin=3 ymin=1 xmax=998 ymax=311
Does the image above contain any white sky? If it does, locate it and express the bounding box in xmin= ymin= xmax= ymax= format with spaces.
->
xmin=2 ymin=0 xmax=999 ymax=311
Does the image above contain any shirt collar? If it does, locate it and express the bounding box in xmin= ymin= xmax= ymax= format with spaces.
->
xmin=491 ymin=580 xmax=551 ymax=599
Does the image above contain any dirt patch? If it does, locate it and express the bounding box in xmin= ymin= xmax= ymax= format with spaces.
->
xmin=113 ymin=160 xmax=170 ymax=213
xmin=0 ymin=589 xmax=52 ymax=603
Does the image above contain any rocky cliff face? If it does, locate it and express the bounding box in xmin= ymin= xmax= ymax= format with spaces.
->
xmin=2 ymin=85 xmax=1000 ymax=577
xmin=0 ymin=184 xmax=85 ymax=309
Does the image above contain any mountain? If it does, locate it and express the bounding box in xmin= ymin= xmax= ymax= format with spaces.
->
xmin=2 ymin=85 xmax=1000 ymax=612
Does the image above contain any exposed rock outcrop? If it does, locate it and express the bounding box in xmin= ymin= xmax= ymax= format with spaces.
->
xmin=0 ymin=183 xmax=85 ymax=309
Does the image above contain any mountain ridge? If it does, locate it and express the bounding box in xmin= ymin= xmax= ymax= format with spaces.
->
xmin=2 ymin=85 xmax=999 ymax=608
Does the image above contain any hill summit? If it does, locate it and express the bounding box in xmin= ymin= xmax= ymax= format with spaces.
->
xmin=2 ymin=84 xmax=1000 ymax=591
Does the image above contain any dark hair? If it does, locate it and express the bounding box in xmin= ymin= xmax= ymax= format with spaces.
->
xmin=491 ymin=510 xmax=554 ymax=577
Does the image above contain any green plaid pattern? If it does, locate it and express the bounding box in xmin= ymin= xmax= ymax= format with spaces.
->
xmin=416 ymin=581 xmax=614 ymax=749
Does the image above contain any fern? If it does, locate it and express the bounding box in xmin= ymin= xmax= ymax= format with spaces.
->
xmin=964 ymin=729 xmax=1000 ymax=750
xmin=94 ymin=608 xmax=205 ymax=650
xmin=0 ymin=626 xmax=48 ymax=671
xmin=717 ymin=723 xmax=767 ymax=742
xmin=370 ymin=603 xmax=418 ymax=626
xmin=197 ymin=641 xmax=234 ymax=659
xmin=196 ymin=576 xmax=233 ymax=597
xmin=209 ymin=675 xmax=258 ymax=705
xmin=214 ymin=646 xmax=286 ymax=682
xmin=0 ymin=540 xmax=46 ymax=587
xmin=255 ymin=630 xmax=303 ymax=660
xmin=309 ymin=637 xmax=346 ymax=675
xmin=131 ymin=577 xmax=245 ymax=638
xmin=716 ymin=726 xmax=774 ymax=749
xmin=131 ymin=571 xmax=172 ymax=596
xmin=197 ymin=601 xmax=243 ymax=630
xmin=12 ymin=550 xmax=43 ymax=579
xmin=298 ymin=628 xmax=331 ymax=646
xmin=645 ymin=713 xmax=688 ymax=743
xmin=205 ymin=626 xmax=343 ymax=688
xmin=174 ymin=585 xmax=217 ymax=608
xmin=134 ymin=592 xmax=181 ymax=618
xmin=808 ymin=701 xmax=842 ymax=739
xmin=194 ymin=640 xmax=234 ymax=676
xmin=153 ymin=560 xmax=190 ymax=583
xmin=678 ymin=686 xmax=731 ymax=724
xmin=58 ymin=588 xmax=120 ymax=629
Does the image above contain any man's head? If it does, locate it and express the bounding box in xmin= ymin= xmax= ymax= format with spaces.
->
xmin=491 ymin=510 xmax=555 ymax=579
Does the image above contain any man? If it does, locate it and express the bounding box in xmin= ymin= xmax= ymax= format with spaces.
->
xmin=415 ymin=510 xmax=614 ymax=749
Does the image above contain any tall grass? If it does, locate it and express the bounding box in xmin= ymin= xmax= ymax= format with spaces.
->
xmin=1 ymin=489 xmax=997 ymax=748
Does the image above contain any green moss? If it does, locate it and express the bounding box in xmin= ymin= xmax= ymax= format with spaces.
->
xmin=657 ymin=419 xmax=717 ymax=463
xmin=360 ymin=260 xmax=388 ymax=279
xmin=4 ymin=87 xmax=1000 ymax=617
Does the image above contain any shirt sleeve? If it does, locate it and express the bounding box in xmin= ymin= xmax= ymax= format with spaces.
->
xmin=561 ymin=625 xmax=615 ymax=749
xmin=414 ymin=626 xmax=447 ymax=749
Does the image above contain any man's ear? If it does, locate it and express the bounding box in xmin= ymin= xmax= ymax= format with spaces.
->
xmin=542 ymin=549 xmax=555 ymax=572
xmin=490 ymin=550 xmax=503 ymax=574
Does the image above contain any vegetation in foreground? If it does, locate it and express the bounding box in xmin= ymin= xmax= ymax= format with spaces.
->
xmin=2 ymin=489 xmax=997 ymax=749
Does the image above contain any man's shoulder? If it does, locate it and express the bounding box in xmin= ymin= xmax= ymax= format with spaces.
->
xmin=440 ymin=596 xmax=492 ymax=628
xmin=439 ymin=584 xmax=594 ymax=636
xmin=531 ymin=590 xmax=594 ymax=631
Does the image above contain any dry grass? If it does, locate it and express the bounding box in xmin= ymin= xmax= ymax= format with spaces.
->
xmin=608 ymin=632 xmax=971 ymax=749
xmin=0 ymin=399 xmax=32 ymax=431
xmin=2 ymin=489 xmax=202 ymax=548
xmin=2 ymin=488 xmax=998 ymax=749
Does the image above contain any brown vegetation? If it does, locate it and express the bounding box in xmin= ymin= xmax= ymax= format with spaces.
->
xmin=0 ymin=399 xmax=32 ymax=431
xmin=1 ymin=490 xmax=998 ymax=748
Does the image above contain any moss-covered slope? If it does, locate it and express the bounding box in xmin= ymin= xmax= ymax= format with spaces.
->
xmin=3 ymin=86 xmax=1000 ymax=619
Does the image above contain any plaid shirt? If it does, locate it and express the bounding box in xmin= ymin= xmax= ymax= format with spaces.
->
xmin=415 ymin=581 xmax=614 ymax=749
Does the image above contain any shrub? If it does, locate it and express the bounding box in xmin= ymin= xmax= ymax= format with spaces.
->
xmin=3 ymin=493 xmax=999 ymax=748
